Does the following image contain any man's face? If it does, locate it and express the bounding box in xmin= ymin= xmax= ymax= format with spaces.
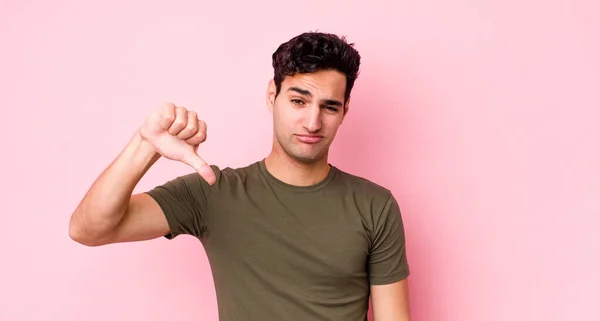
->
xmin=267 ymin=69 xmax=349 ymax=164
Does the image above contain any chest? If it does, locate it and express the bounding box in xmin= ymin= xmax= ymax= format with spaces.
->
xmin=203 ymin=189 xmax=372 ymax=283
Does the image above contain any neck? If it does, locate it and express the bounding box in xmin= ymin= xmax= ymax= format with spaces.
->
xmin=264 ymin=148 xmax=331 ymax=187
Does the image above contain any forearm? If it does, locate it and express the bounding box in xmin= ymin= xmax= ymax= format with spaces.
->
xmin=69 ymin=131 xmax=160 ymax=244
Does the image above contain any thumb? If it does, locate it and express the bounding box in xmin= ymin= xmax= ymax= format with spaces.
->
xmin=182 ymin=152 xmax=216 ymax=185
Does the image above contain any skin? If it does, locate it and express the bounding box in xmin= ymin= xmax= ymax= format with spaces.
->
xmin=264 ymin=70 xmax=348 ymax=186
xmin=69 ymin=69 xmax=410 ymax=320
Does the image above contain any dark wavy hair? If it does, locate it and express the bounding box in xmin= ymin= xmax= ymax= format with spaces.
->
xmin=271 ymin=32 xmax=361 ymax=104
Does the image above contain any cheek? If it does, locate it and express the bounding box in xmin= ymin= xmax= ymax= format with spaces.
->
xmin=324 ymin=117 xmax=343 ymax=133
xmin=277 ymin=107 xmax=302 ymax=125
xmin=273 ymin=106 xmax=298 ymax=131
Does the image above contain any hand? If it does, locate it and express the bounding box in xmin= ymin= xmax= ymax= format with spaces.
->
xmin=139 ymin=103 xmax=216 ymax=184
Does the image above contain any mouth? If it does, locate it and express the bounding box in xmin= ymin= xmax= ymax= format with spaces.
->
xmin=295 ymin=134 xmax=324 ymax=144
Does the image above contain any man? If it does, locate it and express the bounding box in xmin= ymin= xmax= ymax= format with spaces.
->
xmin=69 ymin=32 xmax=411 ymax=321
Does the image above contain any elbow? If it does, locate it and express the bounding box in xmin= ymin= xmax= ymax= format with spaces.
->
xmin=68 ymin=216 xmax=105 ymax=247
xmin=68 ymin=224 xmax=96 ymax=246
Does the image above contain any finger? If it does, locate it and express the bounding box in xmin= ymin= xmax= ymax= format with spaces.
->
xmin=159 ymin=103 xmax=176 ymax=130
xmin=168 ymin=107 xmax=188 ymax=136
xmin=182 ymin=153 xmax=216 ymax=185
xmin=186 ymin=120 xmax=207 ymax=145
xmin=177 ymin=111 xmax=199 ymax=140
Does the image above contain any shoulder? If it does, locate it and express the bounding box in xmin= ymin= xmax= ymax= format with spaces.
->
xmin=332 ymin=168 xmax=406 ymax=245
xmin=331 ymin=166 xmax=400 ymax=221
xmin=208 ymin=160 xmax=262 ymax=187
xmin=332 ymin=166 xmax=393 ymax=202
xmin=218 ymin=161 xmax=260 ymax=178
xmin=161 ymin=161 xmax=260 ymax=191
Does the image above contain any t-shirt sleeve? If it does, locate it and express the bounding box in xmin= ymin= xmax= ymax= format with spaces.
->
xmin=368 ymin=194 xmax=410 ymax=285
xmin=144 ymin=165 xmax=221 ymax=240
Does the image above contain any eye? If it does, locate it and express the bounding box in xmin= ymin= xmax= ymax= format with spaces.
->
xmin=291 ymin=99 xmax=305 ymax=105
xmin=324 ymin=106 xmax=339 ymax=112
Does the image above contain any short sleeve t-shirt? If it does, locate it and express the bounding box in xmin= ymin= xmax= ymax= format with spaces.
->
xmin=145 ymin=159 xmax=410 ymax=321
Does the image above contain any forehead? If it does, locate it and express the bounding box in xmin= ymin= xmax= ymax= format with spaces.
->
xmin=282 ymin=70 xmax=346 ymax=100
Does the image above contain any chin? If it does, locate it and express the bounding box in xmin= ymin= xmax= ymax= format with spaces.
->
xmin=292 ymin=155 xmax=320 ymax=164
xmin=288 ymin=150 xmax=327 ymax=164
xmin=275 ymin=138 xmax=328 ymax=164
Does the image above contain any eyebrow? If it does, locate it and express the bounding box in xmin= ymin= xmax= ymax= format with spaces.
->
xmin=287 ymin=86 xmax=344 ymax=107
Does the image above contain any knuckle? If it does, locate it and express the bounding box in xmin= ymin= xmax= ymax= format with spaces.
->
xmin=173 ymin=119 xmax=186 ymax=127
xmin=162 ymin=103 xmax=176 ymax=112
xmin=159 ymin=105 xmax=175 ymax=119
xmin=161 ymin=114 xmax=175 ymax=125
xmin=163 ymin=113 xmax=175 ymax=121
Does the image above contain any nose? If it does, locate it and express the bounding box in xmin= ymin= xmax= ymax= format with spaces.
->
xmin=304 ymin=105 xmax=322 ymax=133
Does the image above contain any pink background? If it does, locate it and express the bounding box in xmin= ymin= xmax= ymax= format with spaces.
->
xmin=1 ymin=0 xmax=598 ymax=320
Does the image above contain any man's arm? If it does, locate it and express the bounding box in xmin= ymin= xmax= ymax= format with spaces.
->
xmin=368 ymin=193 xmax=412 ymax=320
xmin=371 ymin=278 xmax=411 ymax=321
xmin=69 ymin=103 xmax=213 ymax=246
xmin=69 ymin=132 xmax=167 ymax=246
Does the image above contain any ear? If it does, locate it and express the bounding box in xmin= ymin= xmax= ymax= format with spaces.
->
xmin=266 ymin=79 xmax=277 ymax=112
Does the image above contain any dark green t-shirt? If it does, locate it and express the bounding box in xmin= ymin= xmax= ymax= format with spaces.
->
xmin=146 ymin=159 xmax=409 ymax=321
